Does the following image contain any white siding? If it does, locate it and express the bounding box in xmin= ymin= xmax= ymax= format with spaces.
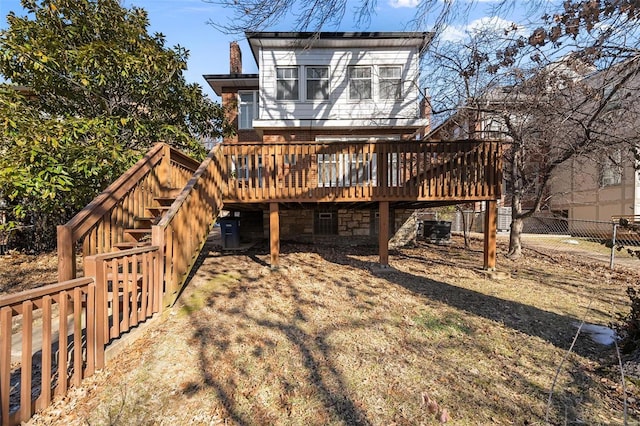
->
xmin=256 ymin=47 xmax=422 ymax=124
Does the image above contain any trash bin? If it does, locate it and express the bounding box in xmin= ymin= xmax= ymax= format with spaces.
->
xmin=219 ymin=217 xmax=240 ymax=248
xmin=422 ymin=220 xmax=451 ymax=242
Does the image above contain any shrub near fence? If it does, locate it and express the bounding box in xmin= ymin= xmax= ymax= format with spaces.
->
xmin=0 ymin=246 xmax=161 ymax=426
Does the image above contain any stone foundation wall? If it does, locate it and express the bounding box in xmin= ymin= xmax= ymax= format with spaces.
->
xmin=258 ymin=207 xmax=417 ymax=247
xmin=338 ymin=209 xmax=372 ymax=237
xmin=262 ymin=209 xmax=315 ymax=240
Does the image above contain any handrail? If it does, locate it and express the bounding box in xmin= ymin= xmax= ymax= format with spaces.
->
xmin=57 ymin=143 xmax=201 ymax=282
xmin=0 ymin=277 xmax=93 ymax=310
xmin=1 ymin=245 xmax=161 ymax=426
xmin=153 ymin=144 xmax=224 ymax=304
xmin=63 ymin=144 xmax=165 ymax=240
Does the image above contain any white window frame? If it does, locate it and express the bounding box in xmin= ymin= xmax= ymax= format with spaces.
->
xmin=349 ymin=66 xmax=372 ymax=100
xmin=601 ymin=150 xmax=623 ymax=187
xmin=378 ymin=66 xmax=402 ymax=100
xmin=276 ymin=66 xmax=299 ymax=101
xmin=238 ymin=90 xmax=258 ymax=130
xmin=306 ymin=66 xmax=330 ymax=101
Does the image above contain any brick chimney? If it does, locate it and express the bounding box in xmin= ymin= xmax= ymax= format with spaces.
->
xmin=230 ymin=41 xmax=242 ymax=74
xmin=419 ymin=89 xmax=432 ymax=138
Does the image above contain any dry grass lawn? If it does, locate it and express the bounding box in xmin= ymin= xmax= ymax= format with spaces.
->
xmin=25 ymin=236 xmax=640 ymax=425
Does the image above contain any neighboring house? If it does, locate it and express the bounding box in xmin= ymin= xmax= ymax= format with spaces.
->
xmin=548 ymin=57 xmax=640 ymax=222
xmin=429 ymin=55 xmax=640 ymax=225
xmin=203 ymin=32 xmax=503 ymax=268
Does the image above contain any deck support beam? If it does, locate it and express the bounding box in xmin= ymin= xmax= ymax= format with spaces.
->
xmin=270 ymin=202 xmax=280 ymax=267
xmin=483 ymin=200 xmax=497 ymax=270
xmin=379 ymin=201 xmax=389 ymax=267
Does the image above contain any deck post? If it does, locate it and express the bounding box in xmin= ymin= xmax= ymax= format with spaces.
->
xmin=57 ymin=224 xmax=76 ymax=282
xmin=483 ymin=200 xmax=497 ymax=270
xmin=270 ymin=202 xmax=280 ymax=267
xmin=379 ymin=201 xmax=389 ymax=267
xmin=159 ymin=143 xmax=172 ymax=192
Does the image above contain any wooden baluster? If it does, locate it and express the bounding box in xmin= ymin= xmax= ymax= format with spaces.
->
xmin=72 ymin=287 xmax=82 ymax=387
xmin=38 ymin=296 xmax=52 ymax=409
xmin=56 ymin=291 xmax=68 ymax=396
xmin=1 ymin=306 xmax=12 ymax=426
xmin=20 ymin=301 xmax=33 ymax=422
xmin=85 ymin=283 xmax=95 ymax=377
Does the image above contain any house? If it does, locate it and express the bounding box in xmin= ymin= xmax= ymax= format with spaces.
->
xmin=428 ymin=55 xmax=640 ymax=228
xmin=203 ymin=32 xmax=503 ymax=267
xmin=547 ymin=56 xmax=640 ymax=223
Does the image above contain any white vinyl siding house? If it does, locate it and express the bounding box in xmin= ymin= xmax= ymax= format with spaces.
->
xmin=254 ymin=45 xmax=425 ymax=128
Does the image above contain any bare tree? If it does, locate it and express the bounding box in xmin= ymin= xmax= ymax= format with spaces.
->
xmin=205 ymin=0 xmax=470 ymax=35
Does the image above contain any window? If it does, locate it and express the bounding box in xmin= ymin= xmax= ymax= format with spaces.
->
xmin=349 ymin=66 xmax=372 ymax=100
xmin=379 ymin=66 xmax=402 ymax=100
xmin=230 ymin=154 xmax=263 ymax=186
xmin=314 ymin=209 xmax=338 ymax=235
xmin=238 ymin=91 xmax=258 ymax=129
xmin=600 ymin=150 xmax=623 ymax=187
xmin=317 ymin=153 xmax=377 ymax=187
xmin=306 ymin=66 xmax=329 ymax=100
xmin=276 ymin=67 xmax=299 ymax=100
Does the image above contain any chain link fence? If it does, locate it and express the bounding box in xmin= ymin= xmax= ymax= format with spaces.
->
xmin=450 ymin=209 xmax=640 ymax=270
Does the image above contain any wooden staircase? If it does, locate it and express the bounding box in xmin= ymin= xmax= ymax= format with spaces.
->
xmin=57 ymin=142 xmax=225 ymax=299
xmin=115 ymin=189 xmax=182 ymax=250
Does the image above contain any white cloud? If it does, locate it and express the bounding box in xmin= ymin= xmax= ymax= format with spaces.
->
xmin=388 ymin=0 xmax=420 ymax=8
xmin=440 ymin=16 xmax=525 ymax=42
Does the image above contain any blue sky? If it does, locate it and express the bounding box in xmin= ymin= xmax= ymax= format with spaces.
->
xmin=0 ymin=0 xmax=531 ymax=100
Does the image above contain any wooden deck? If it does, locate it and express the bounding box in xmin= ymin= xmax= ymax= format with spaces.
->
xmin=219 ymin=140 xmax=502 ymax=205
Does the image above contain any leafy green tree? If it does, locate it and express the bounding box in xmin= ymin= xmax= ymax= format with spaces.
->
xmin=0 ymin=0 xmax=230 ymax=249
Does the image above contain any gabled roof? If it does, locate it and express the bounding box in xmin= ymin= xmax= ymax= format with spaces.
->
xmin=245 ymin=31 xmax=433 ymax=68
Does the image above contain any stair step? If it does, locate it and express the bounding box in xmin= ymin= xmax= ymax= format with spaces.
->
xmin=123 ymin=228 xmax=152 ymax=242
xmin=134 ymin=216 xmax=157 ymax=227
xmin=154 ymin=197 xmax=177 ymax=206
xmin=146 ymin=205 xmax=172 ymax=216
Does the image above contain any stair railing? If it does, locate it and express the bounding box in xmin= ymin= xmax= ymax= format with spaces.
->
xmin=1 ymin=246 xmax=160 ymax=426
xmin=57 ymin=143 xmax=200 ymax=282
xmin=153 ymin=144 xmax=225 ymax=305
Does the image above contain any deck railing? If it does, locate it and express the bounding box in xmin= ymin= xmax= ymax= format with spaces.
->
xmin=153 ymin=144 xmax=225 ymax=305
xmin=219 ymin=140 xmax=502 ymax=203
xmin=57 ymin=144 xmax=200 ymax=282
xmin=0 ymin=246 xmax=160 ymax=426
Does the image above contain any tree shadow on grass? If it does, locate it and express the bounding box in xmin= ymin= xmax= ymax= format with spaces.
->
xmin=312 ymin=248 xmax=613 ymax=423
xmin=178 ymin=239 xmax=617 ymax=424
xmin=328 ymin=248 xmax=604 ymax=358
xmin=180 ymin=254 xmax=373 ymax=425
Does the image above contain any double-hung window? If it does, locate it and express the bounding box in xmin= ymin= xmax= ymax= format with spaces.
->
xmin=306 ymin=66 xmax=329 ymax=100
xmin=349 ymin=66 xmax=372 ymax=100
xmin=276 ymin=67 xmax=299 ymax=100
xmin=238 ymin=90 xmax=258 ymax=129
xmin=379 ymin=66 xmax=402 ymax=100
xmin=600 ymin=149 xmax=623 ymax=187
